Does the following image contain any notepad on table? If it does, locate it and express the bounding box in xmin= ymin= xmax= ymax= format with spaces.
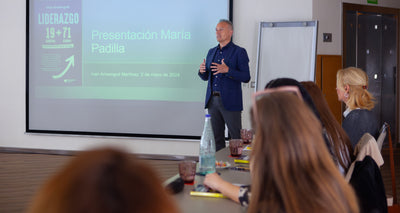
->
xmin=244 ymin=145 xmax=251 ymax=151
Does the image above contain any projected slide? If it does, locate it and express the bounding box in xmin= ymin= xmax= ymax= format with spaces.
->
xmin=30 ymin=0 xmax=226 ymax=102
xmin=28 ymin=0 xmax=231 ymax=138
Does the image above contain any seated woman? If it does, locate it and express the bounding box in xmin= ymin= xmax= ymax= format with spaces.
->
xmin=265 ymin=78 xmax=336 ymax=163
xmin=265 ymin=78 xmax=321 ymax=120
xmin=301 ymin=81 xmax=354 ymax=173
xmin=204 ymin=92 xmax=359 ymax=213
xmin=336 ymin=67 xmax=379 ymax=148
xmin=28 ymin=147 xmax=180 ymax=213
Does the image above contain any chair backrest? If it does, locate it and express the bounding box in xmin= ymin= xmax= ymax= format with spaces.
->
xmin=345 ymin=133 xmax=388 ymax=213
xmin=348 ymin=156 xmax=388 ymax=213
xmin=354 ymin=133 xmax=384 ymax=166
xmin=377 ymin=123 xmax=388 ymax=151
xmin=345 ymin=133 xmax=384 ymax=182
xmin=386 ymin=123 xmax=398 ymax=206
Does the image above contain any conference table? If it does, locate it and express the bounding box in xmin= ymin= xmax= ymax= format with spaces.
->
xmin=173 ymin=147 xmax=251 ymax=213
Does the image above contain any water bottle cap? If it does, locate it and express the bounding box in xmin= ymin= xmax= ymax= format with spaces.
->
xmin=205 ymin=114 xmax=211 ymax=118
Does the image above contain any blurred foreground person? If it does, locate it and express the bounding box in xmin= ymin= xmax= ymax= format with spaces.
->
xmin=205 ymin=92 xmax=359 ymax=213
xmin=249 ymin=92 xmax=359 ymax=213
xmin=28 ymin=147 xmax=180 ymax=213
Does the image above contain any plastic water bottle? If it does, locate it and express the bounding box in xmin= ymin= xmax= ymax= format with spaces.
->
xmin=198 ymin=114 xmax=216 ymax=175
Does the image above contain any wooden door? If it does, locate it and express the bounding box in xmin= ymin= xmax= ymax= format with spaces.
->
xmin=316 ymin=55 xmax=343 ymax=123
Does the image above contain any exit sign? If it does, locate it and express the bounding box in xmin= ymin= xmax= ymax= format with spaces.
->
xmin=367 ymin=0 xmax=378 ymax=4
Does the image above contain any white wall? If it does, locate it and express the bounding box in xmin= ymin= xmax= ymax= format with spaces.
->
xmin=0 ymin=0 xmax=398 ymax=156
xmin=313 ymin=0 xmax=342 ymax=55
xmin=235 ymin=0 xmax=313 ymax=129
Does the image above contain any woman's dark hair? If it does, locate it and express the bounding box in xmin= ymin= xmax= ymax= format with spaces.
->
xmin=264 ymin=78 xmax=337 ymax=163
xmin=301 ymin=81 xmax=354 ymax=172
xmin=265 ymin=78 xmax=321 ymax=120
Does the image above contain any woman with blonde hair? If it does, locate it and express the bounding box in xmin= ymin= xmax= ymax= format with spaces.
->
xmin=336 ymin=67 xmax=379 ymax=147
xmin=28 ymin=147 xmax=180 ymax=213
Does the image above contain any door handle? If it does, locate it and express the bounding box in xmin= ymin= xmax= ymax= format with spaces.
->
xmin=393 ymin=66 xmax=397 ymax=94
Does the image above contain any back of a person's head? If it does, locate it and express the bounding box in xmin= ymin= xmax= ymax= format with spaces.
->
xmin=301 ymin=81 xmax=354 ymax=171
xmin=248 ymin=92 xmax=359 ymax=213
xmin=28 ymin=147 xmax=179 ymax=213
xmin=265 ymin=78 xmax=321 ymax=120
xmin=336 ymin=67 xmax=375 ymax=110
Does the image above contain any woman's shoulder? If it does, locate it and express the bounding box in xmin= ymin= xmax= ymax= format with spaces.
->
xmin=344 ymin=109 xmax=377 ymax=125
xmin=347 ymin=108 xmax=374 ymax=117
xmin=346 ymin=109 xmax=378 ymax=128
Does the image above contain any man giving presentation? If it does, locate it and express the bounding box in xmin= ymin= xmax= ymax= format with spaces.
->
xmin=198 ymin=19 xmax=250 ymax=151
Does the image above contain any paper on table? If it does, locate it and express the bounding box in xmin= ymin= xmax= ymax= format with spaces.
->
xmin=244 ymin=145 xmax=251 ymax=151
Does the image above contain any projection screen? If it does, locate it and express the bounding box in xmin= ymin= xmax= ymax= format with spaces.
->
xmin=27 ymin=0 xmax=232 ymax=139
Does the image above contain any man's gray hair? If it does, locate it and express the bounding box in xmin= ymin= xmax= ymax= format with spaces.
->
xmin=218 ymin=19 xmax=233 ymax=30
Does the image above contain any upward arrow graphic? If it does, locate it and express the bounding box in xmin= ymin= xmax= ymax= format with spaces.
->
xmin=53 ymin=55 xmax=75 ymax=79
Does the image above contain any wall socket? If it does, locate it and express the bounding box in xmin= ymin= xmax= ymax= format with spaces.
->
xmin=323 ymin=33 xmax=332 ymax=42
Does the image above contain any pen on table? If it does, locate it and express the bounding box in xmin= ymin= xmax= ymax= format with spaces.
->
xmin=190 ymin=191 xmax=227 ymax=198
xmin=229 ymin=166 xmax=250 ymax=171
xmin=196 ymin=172 xmax=221 ymax=176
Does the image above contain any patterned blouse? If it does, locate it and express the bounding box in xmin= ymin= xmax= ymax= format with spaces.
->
xmin=238 ymin=185 xmax=251 ymax=206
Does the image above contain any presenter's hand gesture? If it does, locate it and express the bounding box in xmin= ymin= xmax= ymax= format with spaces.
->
xmin=211 ymin=59 xmax=229 ymax=75
xmin=199 ymin=59 xmax=206 ymax=74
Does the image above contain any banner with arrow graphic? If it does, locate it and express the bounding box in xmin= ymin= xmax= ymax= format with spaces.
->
xmin=32 ymin=0 xmax=81 ymax=86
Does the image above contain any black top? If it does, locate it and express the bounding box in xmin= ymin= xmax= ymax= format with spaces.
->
xmin=342 ymin=109 xmax=379 ymax=148
xmin=349 ymin=156 xmax=387 ymax=213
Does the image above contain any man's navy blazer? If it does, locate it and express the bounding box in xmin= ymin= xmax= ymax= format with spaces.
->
xmin=198 ymin=42 xmax=250 ymax=111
